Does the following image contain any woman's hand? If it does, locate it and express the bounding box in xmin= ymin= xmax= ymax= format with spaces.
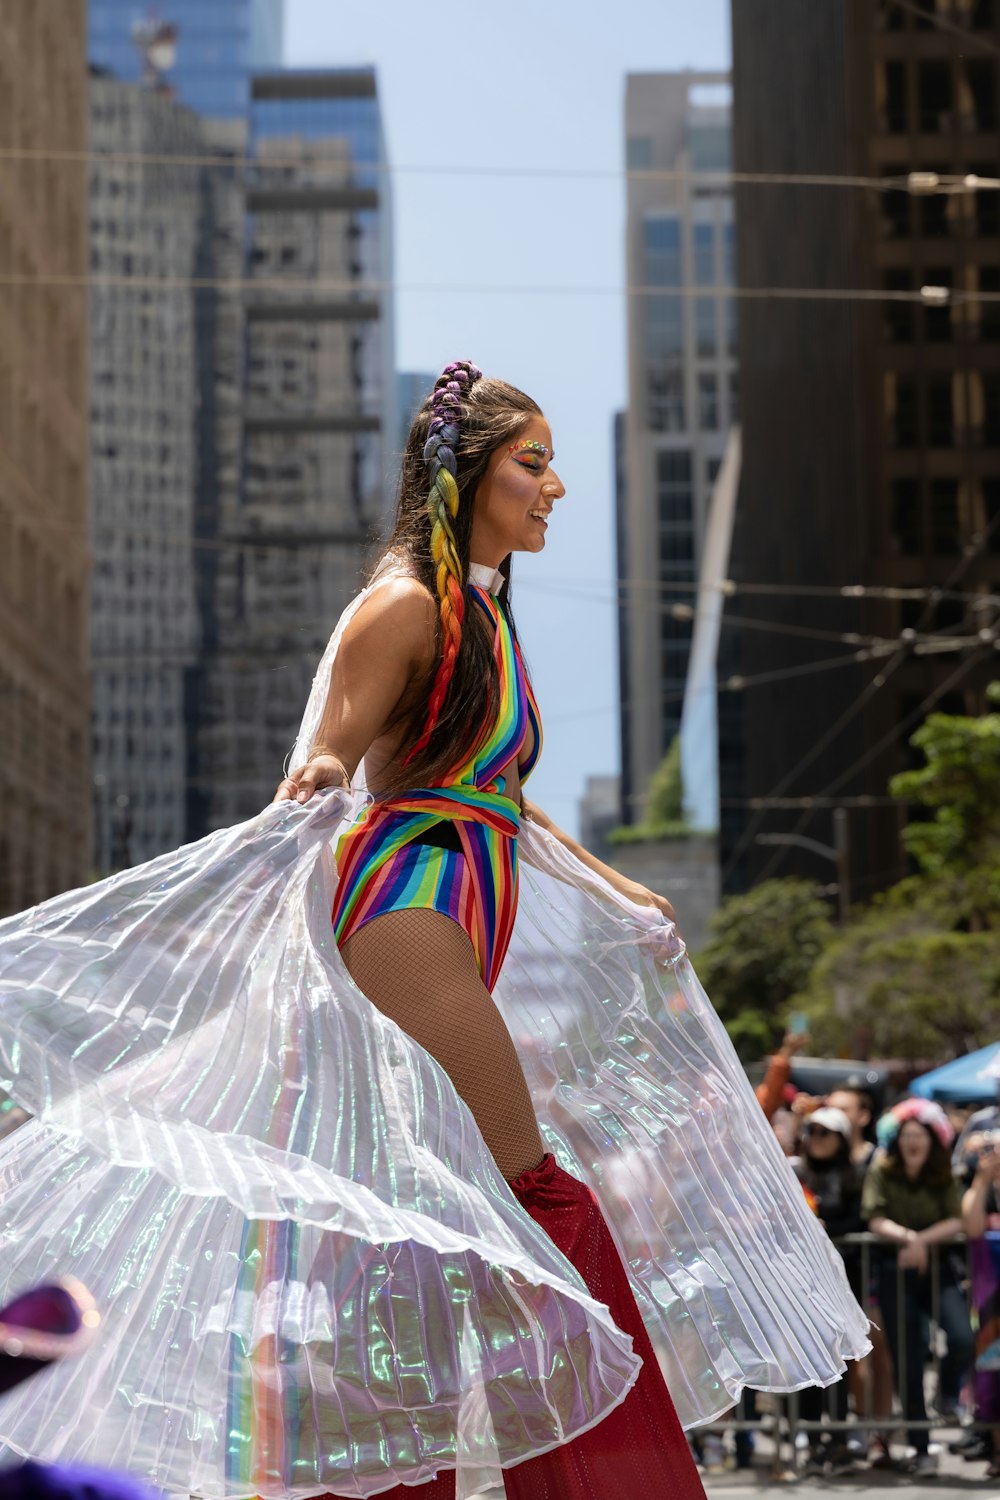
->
xmin=973 ymin=1144 xmax=1000 ymax=1192
xmin=611 ymin=876 xmax=677 ymax=925
xmin=273 ymin=754 xmax=350 ymax=804
xmin=898 ymin=1235 xmax=929 ymax=1273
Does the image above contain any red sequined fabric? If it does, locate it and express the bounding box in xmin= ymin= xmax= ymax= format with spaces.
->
xmin=366 ymin=1154 xmax=706 ymax=1500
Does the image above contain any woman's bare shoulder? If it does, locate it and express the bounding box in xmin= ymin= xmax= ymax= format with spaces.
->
xmin=341 ymin=573 xmax=438 ymax=671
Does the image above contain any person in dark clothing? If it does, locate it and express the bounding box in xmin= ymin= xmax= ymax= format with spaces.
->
xmin=793 ymin=1106 xmax=866 ymax=1473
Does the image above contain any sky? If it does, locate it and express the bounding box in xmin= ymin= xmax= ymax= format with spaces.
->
xmin=285 ymin=1 xmax=731 ymax=832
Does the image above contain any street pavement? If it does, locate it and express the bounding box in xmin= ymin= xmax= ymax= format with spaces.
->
xmin=699 ymin=1428 xmax=1000 ymax=1499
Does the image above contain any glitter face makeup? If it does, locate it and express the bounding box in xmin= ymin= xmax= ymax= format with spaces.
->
xmin=507 ymin=439 xmax=551 ymax=468
xmin=471 ymin=421 xmax=563 ymax=564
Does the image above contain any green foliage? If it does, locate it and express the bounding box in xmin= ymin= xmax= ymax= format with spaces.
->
xmin=647 ymin=736 xmax=684 ymax=824
xmin=694 ymin=878 xmax=836 ymax=1059
xmin=889 ymin=682 xmax=1000 ymax=894
xmin=607 ymin=819 xmax=694 ymax=845
xmin=798 ymin=900 xmax=1000 ymax=1061
xmin=799 ymin=685 xmax=1000 ymax=1060
xmin=608 ymin=738 xmax=697 ymax=844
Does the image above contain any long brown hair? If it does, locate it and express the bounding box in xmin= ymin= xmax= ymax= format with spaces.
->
xmin=375 ymin=373 xmax=542 ymax=790
xmin=883 ymin=1124 xmax=953 ymax=1187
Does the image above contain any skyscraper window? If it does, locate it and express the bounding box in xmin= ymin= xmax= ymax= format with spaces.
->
xmin=694 ymin=223 xmax=715 ymax=285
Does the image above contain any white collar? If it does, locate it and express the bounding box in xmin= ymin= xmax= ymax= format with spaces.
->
xmin=468 ymin=562 xmax=504 ymax=594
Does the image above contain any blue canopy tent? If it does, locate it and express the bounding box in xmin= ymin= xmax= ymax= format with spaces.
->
xmin=910 ymin=1043 xmax=1000 ymax=1104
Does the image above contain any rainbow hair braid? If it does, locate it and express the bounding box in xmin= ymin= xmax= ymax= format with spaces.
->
xmin=406 ymin=359 xmax=483 ymax=763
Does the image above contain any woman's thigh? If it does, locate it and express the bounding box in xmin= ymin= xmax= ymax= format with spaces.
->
xmin=340 ymin=907 xmax=544 ymax=1182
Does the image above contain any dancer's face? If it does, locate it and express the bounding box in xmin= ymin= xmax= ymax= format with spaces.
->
xmin=471 ymin=416 xmax=565 ymax=566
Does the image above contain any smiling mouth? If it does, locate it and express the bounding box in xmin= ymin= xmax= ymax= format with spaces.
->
xmin=529 ymin=510 xmax=550 ymax=522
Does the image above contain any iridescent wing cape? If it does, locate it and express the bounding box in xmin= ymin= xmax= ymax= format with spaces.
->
xmin=0 ymin=565 xmax=869 ymax=1498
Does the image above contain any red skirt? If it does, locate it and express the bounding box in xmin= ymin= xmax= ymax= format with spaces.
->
xmin=356 ymin=1154 xmax=706 ymax=1500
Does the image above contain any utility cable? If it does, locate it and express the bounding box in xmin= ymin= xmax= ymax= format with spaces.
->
xmin=15 ymin=269 xmax=1000 ymax=303
xmin=6 ymin=140 xmax=1000 ymax=192
xmin=885 ymin=0 xmax=1000 ymax=58
xmin=755 ymin=645 xmax=991 ymax=882
xmin=719 ymin=503 xmax=1000 ymax=881
xmin=746 ymin=506 xmax=1000 ymax=877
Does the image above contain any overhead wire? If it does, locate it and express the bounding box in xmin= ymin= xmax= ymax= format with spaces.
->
xmin=13 ymin=270 xmax=1000 ymax=304
xmin=21 ymin=502 xmax=1000 ymax=614
xmin=719 ymin=501 xmax=1000 ymax=881
xmin=755 ymin=645 xmax=991 ymax=883
xmin=26 ymin=0 xmax=1000 ymax=853
xmin=517 ymin=574 xmax=1000 ymax=607
xmin=885 ymin=0 xmax=1000 ymax=57
xmin=543 ymin=618 xmax=992 ymax=728
xmin=3 ymin=138 xmax=999 ymax=192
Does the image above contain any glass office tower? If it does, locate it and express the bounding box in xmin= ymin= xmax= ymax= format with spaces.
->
xmin=88 ymin=0 xmax=284 ymax=117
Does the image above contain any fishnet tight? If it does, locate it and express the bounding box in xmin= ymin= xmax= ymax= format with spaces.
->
xmin=340 ymin=907 xmax=545 ymax=1183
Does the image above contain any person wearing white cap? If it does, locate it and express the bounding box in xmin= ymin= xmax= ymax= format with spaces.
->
xmin=792 ymin=1107 xmax=865 ymax=1474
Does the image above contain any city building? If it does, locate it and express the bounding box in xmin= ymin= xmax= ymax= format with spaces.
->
xmin=0 ymin=0 xmax=90 ymax=913
xmin=188 ymin=68 xmax=395 ymax=831
xmin=618 ymin=71 xmax=737 ymax=831
xmin=576 ymin=774 xmax=720 ymax=952
xmin=87 ymin=8 xmax=394 ymax=846
xmin=88 ymin=71 xmax=206 ymax=873
xmin=88 ymin=0 xmax=284 ymax=117
xmin=724 ymin=0 xmax=1000 ymax=896
xmin=396 ymin=369 xmax=436 ymax=464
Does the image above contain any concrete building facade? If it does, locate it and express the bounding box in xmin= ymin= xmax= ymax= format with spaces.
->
xmin=577 ymin=774 xmax=721 ymax=953
xmin=724 ymin=0 xmax=1000 ymax=896
xmin=619 ymin=72 xmax=737 ymax=830
xmin=0 ymin=0 xmax=90 ymax=914
xmin=88 ymin=73 xmax=205 ymax=873
xmin=188 ymin=69 xmax=394 ymax=831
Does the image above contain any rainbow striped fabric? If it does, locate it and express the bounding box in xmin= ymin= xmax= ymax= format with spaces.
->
xmin=332 ymin=583 xmax=542 ymax=992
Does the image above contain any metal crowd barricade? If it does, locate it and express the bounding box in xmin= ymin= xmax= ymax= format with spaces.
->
xmin=705 ymin=1232 xmax=980 ymax=1474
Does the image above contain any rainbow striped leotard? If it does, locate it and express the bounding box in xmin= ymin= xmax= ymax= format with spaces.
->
xmin=332 ymin=573 xmax=541 ymax=993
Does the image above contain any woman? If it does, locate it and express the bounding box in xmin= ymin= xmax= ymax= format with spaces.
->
xmin=960 ymin=1131 xmax=1000 ymax=1478
xmin=278 ymin=363 xmax=700 ymax=1497
xmin=863 ymin=1099 xmax=974 ymax=1475
xmin=792 ymin=1107 xmax=865 ymax=1473
xmin=0 ymin=365 xmax=869 ymax=1498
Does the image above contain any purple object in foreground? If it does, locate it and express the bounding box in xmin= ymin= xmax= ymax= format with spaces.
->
xmin=0 ymin=1461 xmax=160 ymax=1499
xmin=0 ymin=1283 xmax=99 ymax=1397
xmin=0 ymin=1286 xmax=159 ymax=1497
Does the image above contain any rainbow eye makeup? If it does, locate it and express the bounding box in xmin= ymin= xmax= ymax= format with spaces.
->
xmin=508 ymin=439 xmax=551 ymax=471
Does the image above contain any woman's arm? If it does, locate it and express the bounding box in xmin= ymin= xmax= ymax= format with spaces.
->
xmin=912 ymin=1216 xmax=964 ymax=1247
xmin=963 ymin=1177 xmax=991 ymax=1240
xmin=963 ymin=1152 xmax=1000 ymax=1238
xmin=867 ymin=1215 xmax=914 ymax=1247
xmin=274 ymin=578 xmax=437 ymax=802
xmin=522 ymin=799 xmax=676 ymax=923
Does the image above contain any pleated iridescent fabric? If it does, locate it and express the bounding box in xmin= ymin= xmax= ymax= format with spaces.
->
xmin=0 ymin=559 xmax=870 ymax=1499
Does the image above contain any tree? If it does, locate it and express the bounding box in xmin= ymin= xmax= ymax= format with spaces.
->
xmin=799 ymin=685 xmax=1000 ymax=1060
xmin=609 ymin=736 xmax=694 ymax=844
xmin=694 ymin=878 xmax=835 ymax=1059
xmin=889 ymin=681 xmax=1000 ymax=928
xmin=798 ymin=897 xmax=1000 ymax=1060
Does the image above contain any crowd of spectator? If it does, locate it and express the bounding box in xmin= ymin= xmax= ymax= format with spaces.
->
xmin=716 ymin=1032 xmax=1000 ymax=1479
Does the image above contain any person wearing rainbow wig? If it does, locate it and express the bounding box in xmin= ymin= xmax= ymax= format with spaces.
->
xmin=0 ymin=363 xmax=870 ymax=1500
xmin=863 ymin=1098 xmax=974 ymax=1473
